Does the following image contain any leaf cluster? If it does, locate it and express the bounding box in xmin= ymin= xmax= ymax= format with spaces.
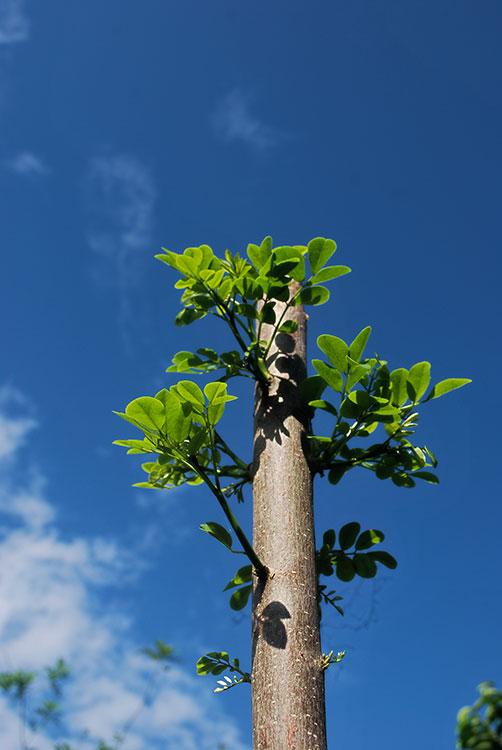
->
xmin=160 ymin=237 xmax=350 ymax=384
xmin=196 ymin=651 xmax=251 ymax=693
xmin=305 ymin=327 xmax=470 ymax=488
xmin=457 ymin=683 xmax=502 ymax=749
xmin=317 ymin=523 xmax=397 ymax=591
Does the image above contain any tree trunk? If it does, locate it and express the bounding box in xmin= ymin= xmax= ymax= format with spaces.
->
xmin=251 ymin=294 xmax=327 ymax=750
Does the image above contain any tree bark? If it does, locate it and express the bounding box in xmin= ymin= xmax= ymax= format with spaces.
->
xmin=251 ymin=295 xmax=327 ymax=750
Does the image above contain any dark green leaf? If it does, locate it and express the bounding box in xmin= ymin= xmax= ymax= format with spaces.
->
xmin=259 ymin=302 xmax=276 ymax=324
xmin=353 ymin=554 xmax=377 ymax=578
xmin=355 ymin=529 xmax=384 ymax=550
xmin=349 ymin=326 xmax=372 ymax=363
xmin=307 ymin=237 xmax=337 ymax=275
xmin=323 ymin=529 xmax=336 ymax=548
xmin=425 ymin=378 xmax=472 ymax=401
xmin=339 ymin=522 xmax=360 ymax=550
xmin=174 ymin=308 xmax=205 ymax=327
xmin=230 ymin=585 xmax=253 ymax=611
xmin=200 ymin=522 xmax=233 ymax=550
xmin=299 ymin=376 xmax=327 ymax=409
xmin=328 ymin=465 xmax=348 ymax=485
xmin=367 ymin=550 xmax=398 ymax=569
xmin=317 ymin=334 xmax=348 ymax=371
xmin=335 ymin=556 xmax=356 ymax=582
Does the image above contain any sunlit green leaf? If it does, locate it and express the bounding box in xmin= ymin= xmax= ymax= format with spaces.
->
xmin=125 ymin=397 xmax=165 ymax=432
xmin=349 ymin=326 xmax=372 ymax=363
xmin=311 ymin=265 xmax=351 ymax=284
xmin=312 ymin=359 xmax=343 ymax=392
xmin=412 ymin=470 xmax=440 ymax=484
xmin=177 ymin=380 xmax=205 ymax=407
xmin=407 ymin=361 xmax=431 ymax=402
xmin=294 ymin=285 xmax=330 ymax=306
xmin=425 ymin=378 xmax=472 ymax=401
xmin=308 ymin=399 xmax=338 ymax=416
xmin=175 ymin=308 xmax=205 ymax=327
xmin=390 ymin=368 xmax=409 ymax=406
xmin=155 ymin=389 xmax=192 ymax=442
xmin=278 ymin=320 xmax=299 ymax=334
xmin=230 ymin=584 xmax=253 ymax=610
xmin=317 ymin=334 xmax=348 ymax=371
xmin=307 ymin=237 xmax=337 ymax=275
xmin=224 ymin=565 xmax=253 ymax=591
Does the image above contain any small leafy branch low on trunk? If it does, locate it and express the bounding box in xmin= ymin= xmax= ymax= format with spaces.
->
xmin=115 ymin=236 xmax=470 ymax=749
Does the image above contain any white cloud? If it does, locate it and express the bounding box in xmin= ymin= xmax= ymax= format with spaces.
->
xmin=5 ymin=151 xmax=48 ymax=176
xmin=211 ymin=89 xmax=277 ymax=150
xmin=0 ymin=391 xmax=248 ymax=750
xmin=0 ymin=385 xmax=36 ymax=460
xmin=85 ymin=153 xmax=156 ymax=350
xmin=0 ymin=0 xmax=29 ymax=45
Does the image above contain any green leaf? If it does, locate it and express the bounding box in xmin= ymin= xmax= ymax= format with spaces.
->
xmin=355 ymin=529 xmax=384 ymax=550
xmin=259 ymin=302 xmax=276 ymax=324
xmin=349 ymin=326 xmax=372 ymax=363
xmin=230 ymin=585 xmax=252 ymax=611
xmin=323 ymin=529 xmax=336 ymax=548
xmin=407 ymin=361 xmax=431 ymax=402
xmin=390 ymin=368 xmax=410 ymax=406
xmin=155 ymin=389 xmax=192 ymax=442
xmin=125 ymin=397 xmax=165 ymax=432
xmin=200 ymin=522 xmax=233 ymax=551
xmin=328 ymin=465 xmax=347 ymax=485
xmin=177 ymin=380 xmax=205 ymax=407
xmin=335 ymin=556 xmax=356 ymax=582
xmin=353 ymin=553 xmax=377 ymax=578
xmin=317 ymin=334 xmax=348 ymax=371
xmin=425 ymin=378 xmax=471 ymax=401
xmin=367 ymin=550 xmax=398 ymax=569
xmin=295 ymin=285 xmax=330 ymax=306
xmin=299 ymin=375 xmax=327 ymax=408
xmin=273 ymin=246 xmax=306 ymax=282
xmin=223 ymin=565 xmax=253 ymax=591
xmin=307 ymin=237 xmax=337 ymax=275
xmin=412 ymin=470 xmax=440 ymax=484
xmin=311 ymin=265 xmax=351 ymax=284
xmin=175 ymin=308 xmax=205 ymax=327
xmin=312 ymin=359 xmax=343 ymax=392
xmin=278 ymin=320 xmax=299 ymax=334
xmin=308 ymin=399 xmax=338 ymax=417
xmin=339 ymin=522 xmax=360 ymax=550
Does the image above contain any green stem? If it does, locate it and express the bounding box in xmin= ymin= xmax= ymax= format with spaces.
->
xmin=192 ymin=461 xmax=268 ymax=579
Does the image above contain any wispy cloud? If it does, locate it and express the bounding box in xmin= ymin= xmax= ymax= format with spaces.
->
xmin=85 ymin=153 xmax=156 ymax=350
xmin=0 ymin=385 xmax=36 ymax=460
xmin=0 ymin=391 xmax=248 ymax=750
xmin=4 ymin=151 xmax=48 ymax=176
xmin=211 ymin=89 xmax=277 ymax=150
xmin=0 ymin=0 xmax=29 ymax=45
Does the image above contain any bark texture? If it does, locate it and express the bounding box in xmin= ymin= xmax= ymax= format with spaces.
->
xmin=252 ymin=297 xmax=327 ymax=750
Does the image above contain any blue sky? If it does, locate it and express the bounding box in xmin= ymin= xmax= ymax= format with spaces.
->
xmin=0 ymin=1 xmax=501 ymax=748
